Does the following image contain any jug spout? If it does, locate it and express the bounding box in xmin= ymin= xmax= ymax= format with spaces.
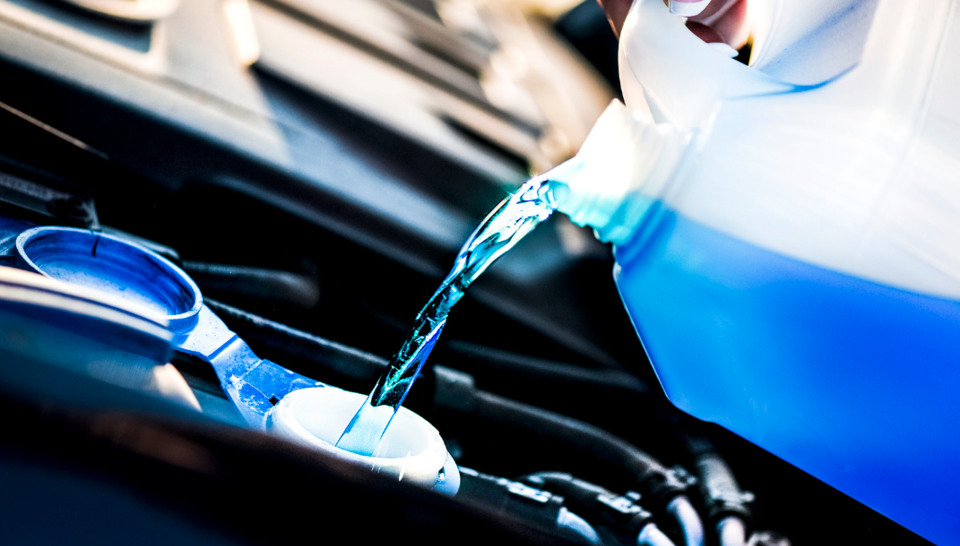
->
xmin=546 ymin=101 xmax=689 ymax=246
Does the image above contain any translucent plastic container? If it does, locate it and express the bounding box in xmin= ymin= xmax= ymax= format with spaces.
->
xmin=549 ymin=1 xmax=960 ymax=544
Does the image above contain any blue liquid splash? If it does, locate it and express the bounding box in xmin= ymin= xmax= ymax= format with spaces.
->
xmin=336 ymin=177 xmax=559 ymax=456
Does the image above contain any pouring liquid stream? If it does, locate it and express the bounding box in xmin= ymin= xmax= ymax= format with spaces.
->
xmin=335 ymin=175 xmax=564 ymax=456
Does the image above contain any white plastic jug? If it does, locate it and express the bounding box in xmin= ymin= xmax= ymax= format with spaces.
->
xmin=546 ymin=1 xmax=960 ymax=544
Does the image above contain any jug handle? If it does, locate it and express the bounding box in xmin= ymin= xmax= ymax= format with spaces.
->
xmin=621 ymin=0 xmax=955 ymax=128
xmin=619 ymin=0 xmax=792 ymax=131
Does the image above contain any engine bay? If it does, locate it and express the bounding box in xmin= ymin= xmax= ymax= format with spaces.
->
xmin=0 ymin=0 xmax=934 ymax=544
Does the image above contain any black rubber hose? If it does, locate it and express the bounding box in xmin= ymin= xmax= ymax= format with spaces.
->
xmin=476 ymin=391 xmax=688 ymax=508
xmin=434 ymin=366 xmax=689 ymax=513
xmin=521 ymin=471 xmax=655 ymax=545
xmin=437 ymin=340 xmax=658 ymax=430
xmin=679 ymin=432 xmax=753 ymax=536
xmin=183 ymin=262 xmax=320 ymax=310
xmin=458 ymin=468 xmax=600 ymax=544
xmin=440 ymin=340 xmax=652 ymax=398
xmin=204 ymin=299 xmax=386 ymax=387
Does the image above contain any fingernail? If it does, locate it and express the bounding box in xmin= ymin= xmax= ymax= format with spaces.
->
xmin=708 ymin=42 xmax=739 ymax=57
xmin=669 ymin=0 xmax=711 ymax=17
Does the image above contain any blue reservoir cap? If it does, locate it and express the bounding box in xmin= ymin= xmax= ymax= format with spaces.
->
xmin=16 ymin=227 xmax=203 ymax=333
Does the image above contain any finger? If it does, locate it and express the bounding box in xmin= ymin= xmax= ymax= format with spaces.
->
xmin=668 ymin=0 xmax=711 ymax=17
xmin=597 ymin=0 xmax=749 ymax=50
xmin=689 ymin=0 xmax=749 ymax=48
xmin=596 ymin=0 xmax=633 ymax=37
xmin=686 ymin=22 xmax=724 ymax=43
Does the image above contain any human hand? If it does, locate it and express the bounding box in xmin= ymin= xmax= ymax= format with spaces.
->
xmin=597 ymin=0 xmax=749 ymax=52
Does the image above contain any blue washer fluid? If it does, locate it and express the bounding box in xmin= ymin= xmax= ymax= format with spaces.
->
xmin=613 ymin=205 xmax=960 ymax=545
